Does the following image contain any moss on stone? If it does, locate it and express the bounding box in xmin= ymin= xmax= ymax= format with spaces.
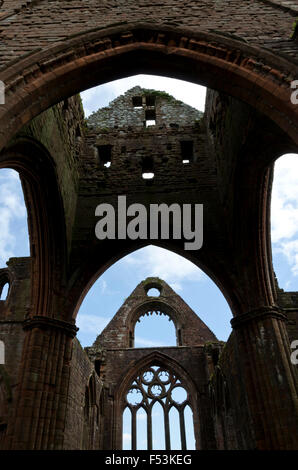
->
xmin=290 ymin=18 xmax=298 ymax=39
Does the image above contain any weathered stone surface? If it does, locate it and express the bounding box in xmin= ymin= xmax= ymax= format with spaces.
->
xmin=0 ymin=50 xmax=297 ymax=450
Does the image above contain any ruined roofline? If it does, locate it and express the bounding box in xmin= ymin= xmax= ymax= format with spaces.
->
xmin=86 ymin=85 xmax=204 ymax=126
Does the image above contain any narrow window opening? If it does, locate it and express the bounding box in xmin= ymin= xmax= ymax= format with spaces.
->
xmin=178 ymin=329 xmax=182 ymax=346
xmin=95 ymin=360 xmax=101 ymax=377
xmin=142 ymin=172 xmax=154 ymax=179
xmin=132 ymin=96 xmax=143 ymax=108
xmin=180 ymin=141 xmax=194 ymax=163
xmin=97 ymin=145 xmax=112 ymax=167
xmin=142 ymin=157 xmax=154 ymax=180
xmin=145 ymin=109 xmax=156 ymax=127
xmin=129 ymin=331 xmax=134 ymax=348
xmin=122 ymin=407 xmax=132 ymax=450
xmin=145 ymin=121 xmax=156 ymax=127
xmin=0 ymin=283 xmax=9 ymax=301
xmin=146 ymin=95 xmax=156 ymax=107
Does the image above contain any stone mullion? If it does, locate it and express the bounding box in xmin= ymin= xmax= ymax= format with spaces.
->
xmin=179 ymin=407 xmax=186 ymax=450
xmin=131 ymin=408 xmax=136 ymax=450
xmin=164 ymin=407 xmax=170 ymax=450
xmin=147 ymin=408 xmax=152 ymax=450
xmin=232 ymin=309 xmax=298 ymax=450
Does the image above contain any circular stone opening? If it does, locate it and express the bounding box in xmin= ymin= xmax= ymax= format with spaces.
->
xmin=171 ymin=386 xmax=187 ymax=404
xmin=146 ymin=288 xmax=160 ymax=297
xmin=127 ymin=387 xmax=143 ymax=406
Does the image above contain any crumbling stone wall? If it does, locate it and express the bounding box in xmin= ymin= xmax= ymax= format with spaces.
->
xmin=87 ymin=86 xmax=203 ymax=129
xmin=79 ymin=86 xmax=206 ymax=193
xmin=0 ymin=258 xmax=31 ymax=447
xmin=63 ymin=338 xmax=103 ymax=450
xmin=208 ymin=334 xmax=255 ymax=449
xmin=12 ymin=95 xmax=85 ymax=249
xmin=93 ymin=278 xmax=218 ymax=350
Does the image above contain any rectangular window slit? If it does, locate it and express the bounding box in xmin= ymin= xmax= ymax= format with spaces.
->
xmin=97 ymin=144 xmax=112 ymax=167
xmin=180 ymin=141 xmax=194 ymax=163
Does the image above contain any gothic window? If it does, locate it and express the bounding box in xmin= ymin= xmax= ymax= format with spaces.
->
xmin=122 ymin=365 xmax=196 ymax=450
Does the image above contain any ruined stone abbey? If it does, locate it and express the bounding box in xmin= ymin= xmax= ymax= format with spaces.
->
xmin=0 ymin=0 xmax=298 ymax=450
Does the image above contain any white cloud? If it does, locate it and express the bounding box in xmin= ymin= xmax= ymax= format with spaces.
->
xmin=99 ymin=279 xmax=107 ymax=294
xmin=76 ymin=313 xmax=110 ymax=334
xmin=81 ymin=74 xmax=206 ymax=116
xmin=134 ymin=336 xmax=168 ymax=348
xmin=271 ymin=153 xmax=298 ymax=277
xmin=123 ymin=245 xmax=204 ymax=289
xmin=277 ymin=240 xmax=298 ymax=276
xmin=271 ymin=154 xmax=298 ymax=243
xmin=0 ymin=169 xmax=28 ymax=266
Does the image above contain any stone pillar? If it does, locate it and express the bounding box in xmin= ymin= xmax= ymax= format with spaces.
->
xmin=231 ymin=307 xmax=298 ymax=450
xmin=4 ymin=316 xmax=78 ymax=450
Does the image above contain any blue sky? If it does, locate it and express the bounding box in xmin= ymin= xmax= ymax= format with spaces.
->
xmin=0 ymin=75 xmax=297 ymax=351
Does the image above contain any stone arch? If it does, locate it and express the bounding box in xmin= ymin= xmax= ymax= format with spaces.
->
xmin=0 ymin=24 xmax=297 ymax=155
xmin=114 ymin=350 xmax=201 ymax=450
xmin=0 ymin=137 xmax=67 ymax=318
xmin=129 ymin=301 xmax=182 ymax=348
xmin=70 ymin=241 xmax=236 ymax=327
